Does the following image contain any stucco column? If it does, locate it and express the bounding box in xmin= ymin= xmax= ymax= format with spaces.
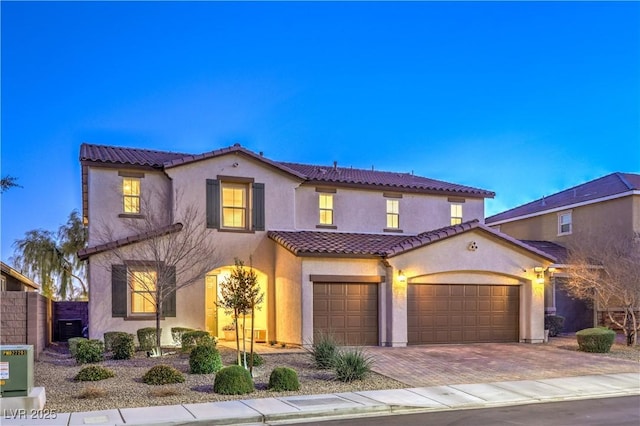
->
xmin=521 ymin=278 xmax=545 ymax=343
xmin=385 ymin=265 xmax=407 ymax=347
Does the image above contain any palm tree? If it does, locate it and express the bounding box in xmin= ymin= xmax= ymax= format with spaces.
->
xmin=11 ymin=210 xmax=87 ymax=300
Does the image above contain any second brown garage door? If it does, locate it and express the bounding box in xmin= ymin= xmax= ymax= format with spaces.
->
xmin=408 ymin=284 xmax=519 ymax=344
xmin=313 ymin=283 xmax=378 ymax=346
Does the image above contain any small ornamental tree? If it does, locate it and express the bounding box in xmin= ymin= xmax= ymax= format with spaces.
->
xmin=217 ymin=258 xmax=264 ymax=372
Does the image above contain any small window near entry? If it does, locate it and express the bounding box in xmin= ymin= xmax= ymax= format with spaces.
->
xmin=386 ymin=199 xmax=399 ymax=229
xmin=558 ymin=211 xmax=572 ymax=235
xmin=123 ymin=177 xmax=141 ymax=214
xmin=451 ymin=204 xmax=463 ymax=225
xmin=319 ymin=193 xmax=334 ymax=225
xmin=130 ymin=269 xmax=157 ymax=314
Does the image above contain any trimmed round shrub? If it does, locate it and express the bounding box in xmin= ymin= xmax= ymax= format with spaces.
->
xmin=248 ymin=352 xmax=264 ymax=367
xmin=68 ymin=337 xmax=87 ymax=357
xmin=268 ymin=367 xmax=300 ymax=391
xmin=576 ymin=327 xmax=616 ymax=353
xmin=181 ymin=330 xmax=214 ymax=352
xmin=308 ymin=331 xmax=337 ymax=369
xmin=544 ymin=315 xmax=566 ymax=337
xmin=103 ymin=331 xmax=129 ymax=352
xmin=74 ymin=365 xmax=115 ymax=382
xmin=142 ymin=365 xmax=185 ymax=385
xmin=189 ymin=343 xmax=223 ymax=374
xmin=213 ymin=365 xmax=254 ymax=395
xmin=171 ymin=327 xmax=195 ymax=346
xmin=137 ymin=327 xmax=161 ymax=351
xmin=112 ymin=333 xmax=136 ymax=360
xmin=333 ymin=348 xmax=373 ymax=382
xmin=75 ymin=339 xmax=104 ymax=364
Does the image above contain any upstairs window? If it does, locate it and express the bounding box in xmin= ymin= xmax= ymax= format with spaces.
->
xmin=558 ymin=211 xmax=572 ymax=235
xmin=386 ymin=199 xmax=399 ymax=229
xmin=450 ymin=204 xmax=463 ymax=225
xmin=221 ymin=183 xmax=248 ymax=229
xmin=122 ymin=177 xmax=141 ymax=214
xmin=319 ymin=193 xmax=334 ymax=225
xmin=130 ymin=269 xmax=156 ymax=314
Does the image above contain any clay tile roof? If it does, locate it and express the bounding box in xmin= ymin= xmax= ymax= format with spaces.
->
xmin=77 ymin=223 xmax=183 ymax=260
xmin=80 ymin=143 xmax=188 ymax=168
xmin=267 ymin=230 xmax=409 ymax=257
xmin=520 ymin=240 xmax=568 ymax=263
xmin=486 ymin=172 xmax=640 ymax=224
xmin=279 ymin=162 xmax=495 ymax=197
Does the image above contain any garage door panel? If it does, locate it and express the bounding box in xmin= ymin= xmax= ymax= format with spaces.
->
xmin=408 ymin=284 xmax=519 ymax=344
xmin=314 ymin=282 xmax=378 ymax=346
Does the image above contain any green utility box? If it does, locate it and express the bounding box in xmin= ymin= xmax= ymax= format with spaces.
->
xmin=0 ymin=345 xmax=34 ymax=397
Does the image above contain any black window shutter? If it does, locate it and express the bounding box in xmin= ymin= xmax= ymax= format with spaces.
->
xmin=111 ymin=264 xmax=127 ymax=317
xmin=206 ymin=179 xmax=220 ymax=229
xmin=252 ymin=182 xmax=265 ymax=231
xmin=162 ymin=266 xmax=177 ymax=317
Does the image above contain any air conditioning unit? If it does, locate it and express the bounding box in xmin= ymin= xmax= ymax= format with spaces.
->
xmin=0 ymin=345 xmax=34 ymax=397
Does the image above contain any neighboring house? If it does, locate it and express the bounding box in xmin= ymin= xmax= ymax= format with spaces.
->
xmin=79 ymin=143 xmax=556 ymax=347
xmin=486 ymin=172 xmax=640 ymax=332
xmin=1 ymin=261 xmax=39 ymax=292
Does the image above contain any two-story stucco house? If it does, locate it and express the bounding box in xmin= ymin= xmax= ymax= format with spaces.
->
xmin=79 ymin=142 xmax=556 ymax=347
xmin=486 ymin=172 xmax=640 ymax=332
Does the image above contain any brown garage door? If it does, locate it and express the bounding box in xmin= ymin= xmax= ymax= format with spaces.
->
xmin=313 ymin=283 xmax=378 ymax=346
xmin=408 ymin=284 xmax=519 ymax=344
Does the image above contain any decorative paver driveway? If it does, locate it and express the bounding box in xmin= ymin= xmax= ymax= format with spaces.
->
xmin=368 ymin=340 xmax=640 ymax=387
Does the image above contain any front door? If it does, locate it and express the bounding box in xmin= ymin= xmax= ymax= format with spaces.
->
xmin=205 ymin=274 xmax=218 ymax=335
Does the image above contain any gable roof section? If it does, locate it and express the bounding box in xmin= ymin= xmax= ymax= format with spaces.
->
xmin=486 ymin=172 xmax=640 ymax=224
xmin=80 ymin=142 xmax=494 ymax=198
xmin=77 ymin=223 xmax=183 ymax=260
xmin=519 ymin=240 xmax=568 ymax=264
xmin=1 ymin=261 xmax=40 ymax=290
xmin=269 ymin=220 xmax=557 ymax=261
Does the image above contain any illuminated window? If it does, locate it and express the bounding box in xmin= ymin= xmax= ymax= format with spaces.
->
xmin=0 ymin=276 xmax=6 ymax=292
xmin=558 ymin=211 xmax=572 ymax=235
xmin=222 ymin=183 xmax=248 ymax=229
xmin=451 ymin=204 xmax=463 ymax=225
xmin=319 ymin=193 xmax=334 ymax=225
xmin=130 ymin=269 xmax=156 ymax=314
xmin=123 ymin=178 xmax=141 ymax=214
xmin=386 ymin=199 xmax=399 ymax=229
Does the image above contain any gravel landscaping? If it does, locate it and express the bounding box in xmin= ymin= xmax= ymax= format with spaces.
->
xmin=36 ymin=343 xmax=406 ymax=414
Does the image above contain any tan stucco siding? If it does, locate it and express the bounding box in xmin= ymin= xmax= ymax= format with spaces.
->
xmin=295 ymin=186 xmax=485 ymax=233
xmin=87 ymin=167 xmax=171 ymax=245
xmin=494 ymin=195 xmax=637 ymax=243
xmin=273 ymin=245 xmax=303 ymax=345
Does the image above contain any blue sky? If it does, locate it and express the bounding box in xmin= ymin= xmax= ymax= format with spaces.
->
xmin=2 ymin=1 xmax=639 ymax=263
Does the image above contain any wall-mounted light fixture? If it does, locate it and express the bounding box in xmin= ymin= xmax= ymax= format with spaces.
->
xmin=398 ymin=270 xmax=407 ymax=283
xmin=533 ymin=266 xmax=544 ymax=284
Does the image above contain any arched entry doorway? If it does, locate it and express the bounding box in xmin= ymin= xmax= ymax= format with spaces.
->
xmin=205 ymin=265 xmax=268 ymax=341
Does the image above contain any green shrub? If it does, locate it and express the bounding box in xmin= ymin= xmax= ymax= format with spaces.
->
xmin=137 ymin=327 xmax=161 ymax=351
xmin=333 ymin=348 xmax=373 ymax=382
xmin=576 ymin=327 xmax=616 ymax=353
xmin=74 ymin=365 xmax=115 ymax=382
xmin=68 ymin=337 xmax=87 ymax=357
xmin=246 ymin=352 xmax=264 ymax=367
xmin=268 ymin=367 xmax=300 ymax=391
xmin=103 ymin=331 xmax=128 ymax=352
xmin=171 ymin=327 xmax=195 ymax=346
xmin=308 ymin=330 xmax=338 ymax=369
xmin=213 ymin=365 xmax=254 ymax=395
xmin=545 ymin=315 xmax=565 ymax=337
xmin=181 ymin=330 xmax=214 ymax=352
xmin=189 ymin=343 xmax=223 ymax=374
xmin=75 ymin=339 xmax=105 ymax=364
xmin=141 ymin=365 xmax=185 ymax=385
xmin=111 ymin=333 xmax=136 ymax=360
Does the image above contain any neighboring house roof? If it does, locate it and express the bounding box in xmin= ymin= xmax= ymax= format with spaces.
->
xmin=0 ymin=261 xmax=40 ymax=290
xmin=486 ymin=172 xmax=640 ymax=224
xmin=269 ymin=220 xmax=557 ymax=261
xmin=77 ymin=223 xmax=183 ymax=260
xmin=80 ymin=142 xmax=494 ymax=197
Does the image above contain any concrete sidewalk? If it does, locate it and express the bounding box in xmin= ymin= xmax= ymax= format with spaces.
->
xmin=2 ymin=372 xmax=639 ymax=426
